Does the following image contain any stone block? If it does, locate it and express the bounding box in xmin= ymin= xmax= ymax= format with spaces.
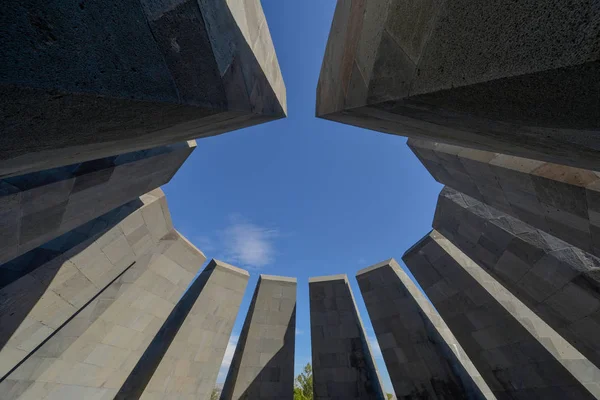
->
xmin=317 ymin=0 xmax=600 ymax=170
xmin=403 ymin=230 xmax=600 ymax=399
xmin=221 ymin=275 xmax=296 ymax=400
xmin=356 ymin=259 xmax=494 ymax=399
xmin=0 ymin=0 xmax=286 ymax=178
xmin=309 ymin=275 xmax=385 ymax=400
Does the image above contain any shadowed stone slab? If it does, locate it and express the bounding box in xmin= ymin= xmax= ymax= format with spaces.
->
xmin=409 ymin=138 xmax=600 ymax=257
xmin=0 ymin=229 xmax=206 ymax=400
xmin=434 ymin=186 xmax=600 ymax=372
xmin=0 ymin=188 xmax=173 ymax=378
xmin=221 ymin=275 xmax=296 ymax=400
xmin=316 ymin=0 xmax=600 ymax=170
xmin=403 ymin=230 xmax=600 ymax=399
xmin=0 ymin=0 xmax=286 ymax=178
xmin=356 ymin=258 xmax=494 ymax=399
xmin=309 ymin=274 xmax=385 ymax=400
xmin=116 ymin=260 xmax=249 ymax=400
xmin=0 ymin=141 xmax=195 ymax=266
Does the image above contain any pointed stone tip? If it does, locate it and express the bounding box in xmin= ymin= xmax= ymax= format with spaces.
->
xmin=309 ymin=274 xmax=348 ymax=283
xmin=260 ymin=274 xmax=296 ymax=283
xmin=402 ymin=230 xmax=435 ymax=259
xmin=356 ymin=258 xmax=399 ymax=276
xmin=210 ymin=259 xmax=249 ymax=277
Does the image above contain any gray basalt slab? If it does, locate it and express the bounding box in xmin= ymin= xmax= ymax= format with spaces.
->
xmin=403 ymin=230 xmax=600 ymax=399
xmin=316 ymin=0 xmax=600 ymax=170
xmin=0 ymin=0 xmax=286 ymax=178
xmin=409 ymin=138 xmax=600 ymax=257
xmin=434 ymin=186 xmax=600 ymax=372
xmin=0 ymin=229 xmax=206 ymax=400
xmin=309 ymin=274 xmax=385 ymax=400
xmin=221 ymin=275 xmax=296 ymax=400
xmin=356 ymin=259 xmax=494 ymax=399
xmin=0 ymin=141 xmax=195 ymax=266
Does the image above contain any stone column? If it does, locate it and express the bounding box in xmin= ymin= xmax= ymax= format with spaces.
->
xmin=356 ymin=259 xmax=494 ymax=399
xmin=309 ymin=275 xmax=385 ymax=400
xmin=408 ymin=138 xmax=600 ymax=257
xmin=403 ymin=230 xmax=600 ymax=399
xmin=0 ymin=188 xmax=173 ymax=378
xmin=1 ymin=0 xmax=286 ymax=178
xmin=221 ymin=275 xmax=297 ymax=400
xmin=434 ymin=186 xmax=600 ymax=371
xmin=0 ymin=229 xmax=206 ymax=400
xmin=0 ymin=141 xmax=195 ymax=266
xmin=116 ymin=260 xmax=249 ymax=400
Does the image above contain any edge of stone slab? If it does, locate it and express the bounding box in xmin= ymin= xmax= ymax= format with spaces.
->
xmin=402 ymin=229 xmax=435 ymax=258
xmin=172 ymin=229 xmax=207 ymax=259
xmin=356 ymin=258 xmax=401 ymax=276
xmin=309 ymin=274 xmax=348 ymax=283
xmin=210 ymin=259 xmax=249 ymax=277
xmin=260 ymin=274 xmax=297 ymax=283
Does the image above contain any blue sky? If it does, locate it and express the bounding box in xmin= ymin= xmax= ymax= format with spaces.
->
xmin=164 ymin=0 xmax=442 ymax=394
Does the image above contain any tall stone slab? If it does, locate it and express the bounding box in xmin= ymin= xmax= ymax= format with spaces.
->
xmin=356 ymin=259 xmax=494 ymax=400
xmin=0 ymin=229 xmax=206 ymax=400
xmin=403 ymin=230 xmax=600 ymax=399
xmin=409 ymin=138 xmax=600 ymax=257
xmin=116 ymin=260 xmax=249 ymax=400
xmin=434 ymin=186 xmax=600 ymax=371
xmin=221 ymin=275 xmax=296 ymax=400
xmin=0 ymin=141 xmax=195 ymax=266
xmin=316 ymin=0 xmax=600 ymax=170
xmin=309 ymin=275 xmax=385 ymax=400
xmin=0 ymin=188 xmax=173 ymax=378
xmin=0 ymin=0 xmax=286 ymax=178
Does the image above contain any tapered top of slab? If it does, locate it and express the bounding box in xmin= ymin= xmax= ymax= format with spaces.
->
xmin=260 ymin=274 xmax=297 ymax=283
xmin=210 ymin=259 xmax=249 ymax=277
xmin=356 ymin=258 xmax=399 ymax=276
xmin=309 ymin=274 xmax=348 ymax=283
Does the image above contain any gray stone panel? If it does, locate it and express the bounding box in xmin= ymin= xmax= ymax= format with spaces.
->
xmin=0 ymin=141 xmax=195 ymax=266
xmin=356 ymin=259 xmax=494 ymax=399
xmin=309 ymin=275 xmax=385 ymax=400
xmin=316 ymin=0 xmax=600 ymax=170
xmin=221 ymin=275 xmax=296 ymax=400
xmin=409 ymin=138 xmax=600 ymax=257
xmin=0 ymin=229 xmax=205 ymax=400
xmin=403 ymin=230 xmax=600 ymax=399
xmin=434 ymin=186 xmax=600 ymax=372
xmin=116 ymin=259 xmax=248 ymax=400
xmin=0 ymin=0 xmax=286 ymax=178
xmin=0 ymin=189 xmax=173 ymax=378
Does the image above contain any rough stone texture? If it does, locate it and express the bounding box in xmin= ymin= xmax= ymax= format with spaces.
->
xmin=409 ymin=138 xmax=600 ymax=257
xmin=309 ymin=275 xmax=385 ymax=400
xmin=434 ymin=186 xmax=600 ymax=372
xmin=0 ymin=188 xmax=173 ymax=379
xmin=116 ymin=260 xmax=249 ymax=400
xmin=0 ymin=141 xmax=195 ymax=266
xmin=403 ymin=230 xmax=600 ymax=399
xmin=0 ymin=0 xmax=286 ymax=178
xmin=0 ymin=228 xmax=206 ymax=400
xmin=316 ymin=0 xmax=600 ymax=170
xmin=221 ymin=275 xmax=296 ymax=400
xmin=356 ymin=259 xmax=494 ymax=399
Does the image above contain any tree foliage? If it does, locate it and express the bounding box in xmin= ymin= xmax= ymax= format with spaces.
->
xmin=210 ymin=388 xmax=221 ymax=400
xmin=294 ymin=363 xmax=313 ymax=400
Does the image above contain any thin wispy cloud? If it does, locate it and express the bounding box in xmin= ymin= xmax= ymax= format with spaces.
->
xmin=296 ymin=328 xmax=304 ymax=335
xmin=217 ymin=334 xmax=239 ymax=382
xmin=221 ymin=215 xmax=279 ymax=268
xmin=369 ymin=335 xmax=383 ymax=359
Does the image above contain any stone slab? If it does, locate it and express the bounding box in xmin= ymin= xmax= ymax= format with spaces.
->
xmin=221 ymin=274 xmax=296 ymax=400
xmin=316 ymin=0 xmax=600 ymax=170
xmin=309 ymin=274 xmax=385 ymax=400
xmin=356 ymin=258 xmax=494 ymax=399
xmin=403 ymin=230 xmax=600 ymax=399
xmin=0 ymin=0 xmax=286 ymax=178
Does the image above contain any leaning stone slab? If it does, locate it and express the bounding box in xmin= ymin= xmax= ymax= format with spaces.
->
xmin=0 ymin=0 xmax=286 ymax=178
xmin=309 ymin=274 xmax=385 ymax=400
xmin=403 ymin=230 xmax=600 ymax=399
xmin=0 ymin=230 xmax=205 ymax=400
xmin=356 ymin=258 xmax=494 ymax=399
xmin=0 ymin=141 xmax=195 ymax=266
xmin=221 ymin=275 xmax=296 ymax=400
xmin=316 ymin=0 xmax=600 ymax=170
xmin=409 ymin=138 xmax=600 ymax=257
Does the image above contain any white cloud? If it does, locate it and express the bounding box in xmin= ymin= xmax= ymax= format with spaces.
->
xmin=220 ymin=215 xmax=279 ymax=268
xmin=296 ymin=329 xmax=304 ymax=335
xmin=369 ymin=335 xmax=382 ymax=359
xmin=217 ymin=334 xmax=239 ymax=383
xmin=194 ymin=235 xmax=216 ymax=252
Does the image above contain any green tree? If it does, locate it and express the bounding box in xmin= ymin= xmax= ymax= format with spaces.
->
xmin=210 ymin=388 xmax=221 ymax=400
xmin=386 ymin=394 xmax=394 ymax=400
xmin=294 ymin=363 xmax=313 ymax=400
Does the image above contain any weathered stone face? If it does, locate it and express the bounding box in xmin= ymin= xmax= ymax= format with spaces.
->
xmin=0 ymin=0 xmax=286 ymax=178
xmin=309 ymin=274 xmax=385 ymax=400
xmin=403 ymin=230 xmax=600 ymax=399
xmin=356 ymin=258 xmax=494 ymax=400
xmin=317 ymin=0 xmax=600 ymax=170
xmin=221 ymin=275 xmax=296 ymax=400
